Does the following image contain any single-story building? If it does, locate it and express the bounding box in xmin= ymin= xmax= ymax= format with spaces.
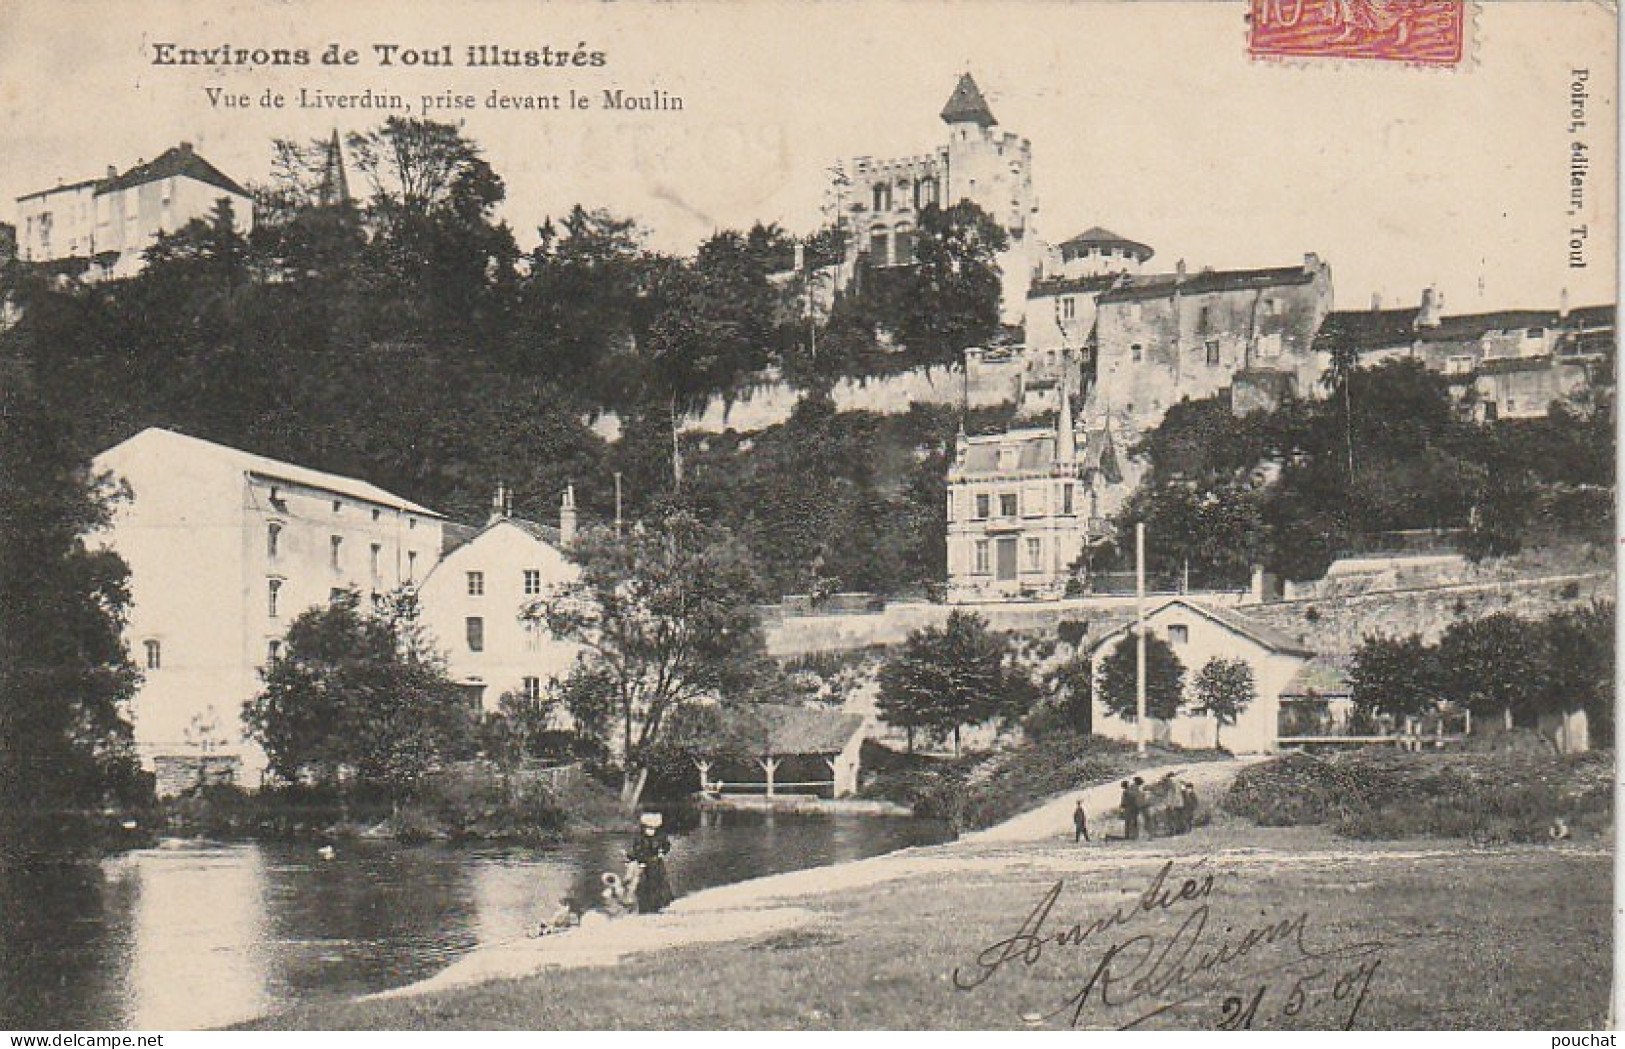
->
xmin=1088 ymin=598 xmax=1315 ymax=754
xmin=696 ymin=705 xmax=867 ymax=798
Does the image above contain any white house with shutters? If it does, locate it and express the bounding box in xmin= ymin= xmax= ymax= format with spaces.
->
xmin=415 ymin=486 xmax=583 ymax=714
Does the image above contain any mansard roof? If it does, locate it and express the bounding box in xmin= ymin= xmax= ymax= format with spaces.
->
xmin=1059 ymin=227 xmax=1154 ymax=260
xmin=941 ymin=73 xmax=997 ymax=127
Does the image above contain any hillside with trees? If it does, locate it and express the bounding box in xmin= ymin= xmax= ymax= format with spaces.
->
xmin=0 ymin=118 xmax=1008 ymax=604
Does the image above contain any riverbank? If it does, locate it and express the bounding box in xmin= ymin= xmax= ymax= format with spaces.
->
xmin=239 ymin=754 xmax=1611 ymax=1030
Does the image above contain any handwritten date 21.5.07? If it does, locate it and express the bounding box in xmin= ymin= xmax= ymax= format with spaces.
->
xmin=1217 ymin=957 xmax=1382 ymax=1030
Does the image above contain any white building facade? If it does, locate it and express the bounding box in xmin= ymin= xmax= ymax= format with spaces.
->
xmin=945 ymin=380 xmax=1122 ymax=602
xmin=416 ymin=489 xmax=583 ymax=714
xmin=17 ymin=142 xmax=253 ymax=281
xmin=92 ymin=428 xmax=444 ymax=786
xmin=1089 ymin=598 xmax=1315 ymax=754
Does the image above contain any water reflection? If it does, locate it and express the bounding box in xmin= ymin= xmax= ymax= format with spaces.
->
xmin=0 ymin=814 xmax=949 ymax=1030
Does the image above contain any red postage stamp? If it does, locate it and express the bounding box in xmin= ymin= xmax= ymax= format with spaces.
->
xmin=1249 ymin=0 xmax=1468 ymax=67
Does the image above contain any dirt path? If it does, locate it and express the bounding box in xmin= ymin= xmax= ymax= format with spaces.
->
xmin=374 ymin=756 xmax=1265 ymax=1000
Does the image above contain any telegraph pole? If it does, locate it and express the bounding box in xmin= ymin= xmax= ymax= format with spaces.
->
xmin=1136 ymin=521 xmax=1147 ymax=755
xmin=614 ymin=471 xmax=624 ymax=535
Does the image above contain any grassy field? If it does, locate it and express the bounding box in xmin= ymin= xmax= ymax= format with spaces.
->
xmin=239 ymin=818 xmax=1611 ymax=1031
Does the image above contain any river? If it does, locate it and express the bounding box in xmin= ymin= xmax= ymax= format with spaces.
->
xmin=0 ymin=812 xmax=951 ymax=1031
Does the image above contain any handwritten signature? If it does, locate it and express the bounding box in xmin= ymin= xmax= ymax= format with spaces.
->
xmin=952 ymin=860 xmax=1386 ymax=1029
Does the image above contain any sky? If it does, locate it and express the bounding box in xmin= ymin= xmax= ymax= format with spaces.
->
xmin=0 ymin=0 xmax=1615 ymax=314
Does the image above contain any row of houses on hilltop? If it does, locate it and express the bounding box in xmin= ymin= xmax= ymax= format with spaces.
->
xmin=17 ymin=142 xmax=255 ymax=281
xmin=92 ymin=428 xmax=582 ymax=794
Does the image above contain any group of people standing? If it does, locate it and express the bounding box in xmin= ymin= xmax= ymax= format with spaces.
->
xmin=1072 ymin=773 xmax=1201 ymax=843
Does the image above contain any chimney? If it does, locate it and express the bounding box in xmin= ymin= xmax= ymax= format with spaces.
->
xmin=1175 ymin=258 xmax=1187 ymax=280
xmin=559 ymin=484 xmax=578 ymax=547
xmin=106 ymin=165 xmax=117 ymax=179
xmin=1303 ymin=252 xmax=1320 ymax=271
xmin=1370 ymin=292 xmax=1383 ymax=311
xmin=179 ymin=141 xmax=193 ymax=153
xmin=1559 ymin=287 xmax=1571 ymax=321
xmin=1416 ymin=286 xmax=1443 ymax=329
xmin=488 ymin=482 xmax=508 ymax=525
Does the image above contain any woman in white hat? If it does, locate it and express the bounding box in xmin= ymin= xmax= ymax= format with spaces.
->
xmin=626 ymin=811 xmax=675 ymax=913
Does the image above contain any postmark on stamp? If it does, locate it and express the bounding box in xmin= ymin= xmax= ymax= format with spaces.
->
xmin=1248 ymin=0 xmax=1468 ymax=67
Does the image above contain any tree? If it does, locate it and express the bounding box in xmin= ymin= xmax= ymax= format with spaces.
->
xmin=0 ymin=369 xmax=145 ymax=849
xmin=508 ymin=205 xmax=647 ymax=385
xmin=1537 ymin=604 xmax=1614 ymax=740
xmin=1095 ymin=631 xmax=1186 ymax=723
xmin=527 ymin=512 xmax=769 ymax=808
xmin=1349 ymin=632 xmax=1446 ymax=721
xmin=875 ymin=611 xmax=1034 ymax=753
xmin=1434 ymin=613 xmax=1547 ymax=728
xmin=1191 ymin=657 xmax=1256 ymax=750
xmin=243 ymin=589 xmax=476 ymax=799
xmin=887 ymin=201 xmax=1007 ymax=365
xmin=346 ymin=117 xmax=518 ymax=334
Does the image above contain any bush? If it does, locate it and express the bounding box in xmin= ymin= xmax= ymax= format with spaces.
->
xmin=1226 ymin=749 xmax=1614 ymax=841
xmin=398 ymin=761 xmax=578 ymax=843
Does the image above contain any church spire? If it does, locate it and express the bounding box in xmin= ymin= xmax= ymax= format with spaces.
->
xmin=940 ymin=72 xmax=997 ymax=127
xmin=318 ymin=128 xmax=350 ymax=206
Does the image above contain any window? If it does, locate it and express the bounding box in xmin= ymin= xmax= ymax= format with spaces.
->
xmin=1131 ymin=343 xmax=1143 ymax=363
xmin=371 ymin=508 xmax=381 ymax=521
xmin=1025 ymin=537 xmax=1043 ymax=572
xmin=870 ymin=230 xmax=889 ymax=263
xmin=524 ymin=569 xmax=543 ymax=596
xmin=1198 ymin=305 xmax=1211 ymax=331
xmin=974 ymin=540 xmax=990 ymax=575
xmin=467 ymin=571 xmax=485 ymax=597
xmin=370 ymin=543 xmax=382 ymax=583
xmin=1062 ymin=484 xmax=1075 ymax=516
xmin=143 ymin=639 xmax=161 ymax=670
xmin=267 ymin=579 xmax=282 ymax=617
xmin=329 ymin=588 xmax=347 ymax=604
xmin=893 ymin=227 xmax=914 ymax=266
xmin=408 ymin=517 xmax=417 ymax=530
xmin=329 ymin=535 xmax=343 ymax=571
xmin=946 ymin=492 xmax=954 ymax=522
xmin=1000 ymin=493 xmax=1019 ymax=518
xmin=1060 ymin=297 xmax=1076 ymax=321
xmin=406 ymin=550 xmax=418 ymax=580
xmin=332 ymin=499 xmax=342 ymax=514
xmin=466 ymin=617 xmax=485 ymax=653
xmin=267 ymin=523 xmax=282 ymax=560
xmin=1205 ymin=339 xmax=1220 ymax=366
xmin=268 ymin=639 xmax=282 ymax=662
xmin=524 ymin=620 xmax=545 ymax=652
xmin=975 ymin=494 xmax=990 ymax=520
xmin=523 ymin=676 xmax=543 ymax=701
xmin=1262 ymin=298 xmax=1279 ymax=317
xmin=1168 ymin=624 xmax=1189 ymax=644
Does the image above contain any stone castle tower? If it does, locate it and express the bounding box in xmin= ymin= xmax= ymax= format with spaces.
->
xmin=836 ymin=73 xmax=1040 ymax=323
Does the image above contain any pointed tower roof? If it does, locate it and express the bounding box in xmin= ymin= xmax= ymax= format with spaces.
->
xmin=940 ymin=73 xmax=997 ymax=127
xmin=1055 ymin=362 xmax=1077 ymax=464
xmin=319 ymin=128 xmax=351 ymax=206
